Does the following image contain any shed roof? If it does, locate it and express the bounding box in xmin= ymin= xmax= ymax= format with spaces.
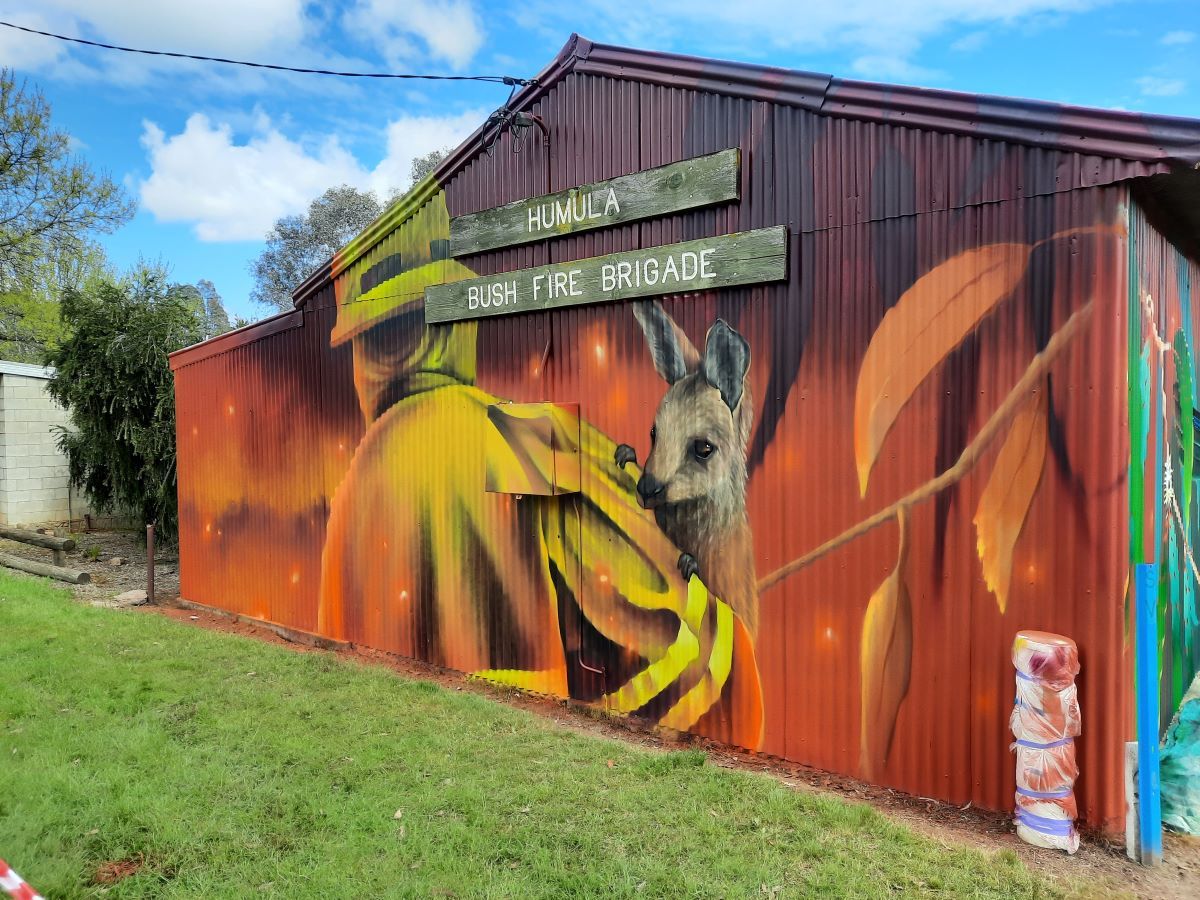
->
xmin=0 ymin=360 xmax=54 ymax=380
xmin=292 ymin=33 xmax=1200 ymax=305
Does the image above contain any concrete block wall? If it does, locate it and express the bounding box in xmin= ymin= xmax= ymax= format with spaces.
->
xmin=0 ymin=361 xmax=90 ymax=526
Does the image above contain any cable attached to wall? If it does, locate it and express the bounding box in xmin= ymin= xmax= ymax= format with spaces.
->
xmin=482 ymin=80 xmax=551 ymax=156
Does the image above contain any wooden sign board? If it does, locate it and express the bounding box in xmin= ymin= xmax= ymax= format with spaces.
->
xmin=449 ymin=148 xmax=740 ymax=257
xmin=425 ymin=226 xmax=787 ymax=324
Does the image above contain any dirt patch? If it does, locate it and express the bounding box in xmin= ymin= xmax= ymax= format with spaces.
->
xmin=0 ymin=526 xmax=178 ymax=607
xmin=144 ymin=601 xmax=1200 ymax=900
xmin=91 ymin=855 xmax=143 ymax=885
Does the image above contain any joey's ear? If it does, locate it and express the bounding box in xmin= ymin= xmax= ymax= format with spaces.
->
xmin=702 ymin=319 xmax=751 ymax=411
xmin=632 ymin=300 xmax=700 ymax=384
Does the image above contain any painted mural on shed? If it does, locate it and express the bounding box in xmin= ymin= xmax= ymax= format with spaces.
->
xmin=171 ymin=36 xmax=1200 ymax=832
xmin=1129 ymin=204 xmax=1200 ymax=723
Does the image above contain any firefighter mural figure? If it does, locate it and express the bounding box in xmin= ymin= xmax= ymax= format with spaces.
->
xmin=316 ymin=186 xmax=763 ymax=748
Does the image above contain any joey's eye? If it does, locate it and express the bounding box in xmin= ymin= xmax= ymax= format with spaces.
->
xmin=693 ymin=440 xmax=715 ymax=460
xmin=650 ymin=424 xmax=657 ymax=444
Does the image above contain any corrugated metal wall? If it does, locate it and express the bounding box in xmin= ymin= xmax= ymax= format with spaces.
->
xmin=174 ymin=297 xmax=360 ymax=633
xmin=173 ymin=66 xmax=1157 ymax=830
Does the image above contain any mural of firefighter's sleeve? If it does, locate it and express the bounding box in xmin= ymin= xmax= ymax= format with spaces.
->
xmin=318 ymin=378 xmax=572 ymax=689
xmin=319 ymin=387 xmax=763 ymax=747
xmin=473 ymin=404 xmax=764 ymax=749
xmin=577 ymin=419 xmax=763 ymax=749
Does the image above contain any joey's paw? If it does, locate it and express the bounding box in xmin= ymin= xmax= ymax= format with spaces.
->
xmin=615 ymin=443 xmax=638 ymax=469
xmin=677 ymin=553 xmax=701 ymax=584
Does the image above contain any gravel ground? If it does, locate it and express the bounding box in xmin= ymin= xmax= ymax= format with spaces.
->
xmin=0 ymin=525 xmax=178 ymax=606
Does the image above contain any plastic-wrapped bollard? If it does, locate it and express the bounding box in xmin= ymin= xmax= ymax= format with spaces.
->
xmin=1011 ymin=631 xmax=1081 ymax=853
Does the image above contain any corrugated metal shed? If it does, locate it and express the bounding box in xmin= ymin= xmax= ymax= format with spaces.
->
xmin=172 ymin=34 xmax=1200 ymax=833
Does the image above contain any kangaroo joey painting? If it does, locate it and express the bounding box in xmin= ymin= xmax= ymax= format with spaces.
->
xmin=616 ymin=300 xmax=759 ymax=636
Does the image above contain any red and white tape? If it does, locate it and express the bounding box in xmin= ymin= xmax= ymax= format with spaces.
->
xmin=0 ymin=860 xmax=44 ymax=900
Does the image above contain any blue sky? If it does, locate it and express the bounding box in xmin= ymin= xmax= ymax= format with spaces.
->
xmin=1 ymin=1 xmax=1197 ymax=321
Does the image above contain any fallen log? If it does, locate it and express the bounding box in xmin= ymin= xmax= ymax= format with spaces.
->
xmin=0 ymin=552 xmax=89 ymax=584
xmin=0 ymin=525 xmax=76 ymax=552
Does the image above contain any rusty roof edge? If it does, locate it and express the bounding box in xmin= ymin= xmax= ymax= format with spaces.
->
xmin=292 ymin=259 xmax=331 ymax=310
xmin=574 ymin=42 xmax=831 ymax=110
xmin=169 ymin=307 xmax=304 ymax=371
xmin=822 ymin=77 xmax=1200 ymax=165
xmin=570 ymin=39 xmax=1200 ymax=166
xmin=290 ymin=34 xmax=1200 ymax=309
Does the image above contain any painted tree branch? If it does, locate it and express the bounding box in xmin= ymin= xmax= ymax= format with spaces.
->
xmin=758 ymin=300 xmax=1095 ymax=593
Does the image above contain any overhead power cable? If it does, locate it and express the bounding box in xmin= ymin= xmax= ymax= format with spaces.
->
xmin=0 ymin=20 xmax=535 ymax=86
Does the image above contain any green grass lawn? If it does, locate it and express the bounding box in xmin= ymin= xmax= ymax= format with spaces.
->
xmin=0 ymin=573 xmax=1075 ymax=899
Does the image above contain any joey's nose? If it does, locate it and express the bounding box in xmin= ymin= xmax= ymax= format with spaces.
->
xmin=637 ymin=474 xmax=666 ymax=506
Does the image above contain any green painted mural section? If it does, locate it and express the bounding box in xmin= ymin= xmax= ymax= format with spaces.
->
xmin=1129 ymin=210 xmax=1147 ymax=570
xmin=1131 ymin=205 xmax=1200 ymax=726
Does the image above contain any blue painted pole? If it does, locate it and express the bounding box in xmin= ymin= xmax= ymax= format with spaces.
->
xmin=1135 ymin=562 xmax=1163 ymax=866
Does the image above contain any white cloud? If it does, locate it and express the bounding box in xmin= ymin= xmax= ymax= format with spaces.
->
xmin=0 ymin=2 xmax=382 ymax=97
xmin=40 ymin=0 xmax=310 ymax=59
xmin=1136 ymin=75 xmax=1186 ymax=97
xmin=346 ymin=0 xmax=485 ymax=69
xmin=367 ymin=110 xmax=485 ymax=194
xmin=0 ymin=9 xmax=73 ymax=69
xmin=950 ymin=30 xmax=989 ymax=52
xmin=1161 ymin=30 xmax=1195 ymax=46
xmin=138 ymin=109 xmax=484 ymax=242
xmin=851 ymin=55 xmax=944 ymax=83
xmin=139 ymin=114 xmax=361 ymax=241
